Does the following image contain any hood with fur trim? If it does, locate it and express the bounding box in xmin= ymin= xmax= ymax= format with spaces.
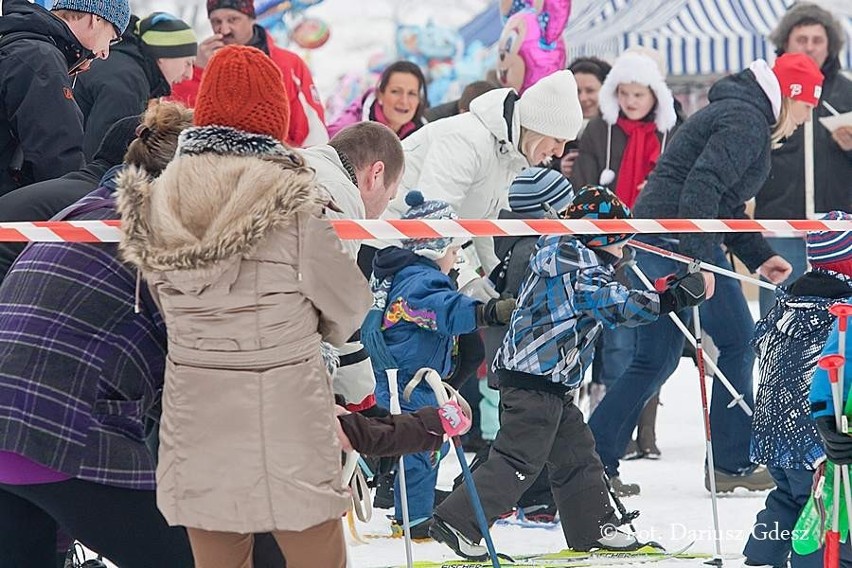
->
xmin=599 ymin=51 xmax=677 ymax=133
xmin=117 ymin=125 xmax=325 ymax=276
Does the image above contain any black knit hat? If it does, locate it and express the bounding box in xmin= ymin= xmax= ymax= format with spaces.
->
xmin=562 ymin=185 xmax=634 ymax=247
xmin=93 ymin=115 xmax=142 ymax=167
xmin=136 ymin=12 xmax=198 ymax=59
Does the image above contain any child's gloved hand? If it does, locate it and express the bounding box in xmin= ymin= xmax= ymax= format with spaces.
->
xmin=816 ymin=416 xmax=852 ymax=465
xmin=438 ymin=400 xmax=472 ymax=437
xmin=476 ymin=298 xmax=517 ymax=327
xmin=460 ymin=276 xmax=499 ymax=302
xmin=658 ymin=272 xmax=706 ymax=314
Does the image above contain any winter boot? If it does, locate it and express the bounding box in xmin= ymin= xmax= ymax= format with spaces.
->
xmin=636 ymin=394 xmax=661 ymax=459
xmin=575 ymin=527 xmax=644 ymax=552
xmin=705 ymin=465 xmax=775 ymax=493
xmin=610 ymin=476 xmax=641 ymax=497
xmin=622 ymin=439 xmax=644 ymax=460
xmin=520 ymin=503 xmax=558 ymax=523
xmin=430 ymin=516 xmax=488 ymax=560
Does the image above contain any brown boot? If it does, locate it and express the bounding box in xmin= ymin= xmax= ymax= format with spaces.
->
xmin=637 ymin=394 xmax=660 ymax=459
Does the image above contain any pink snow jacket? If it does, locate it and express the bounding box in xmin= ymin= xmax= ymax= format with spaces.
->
xmin=327 ymin=88 xmax=424 ymax=140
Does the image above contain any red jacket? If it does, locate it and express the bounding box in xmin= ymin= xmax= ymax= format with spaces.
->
xmin=170 ymin=30 xmax=328 ymax=147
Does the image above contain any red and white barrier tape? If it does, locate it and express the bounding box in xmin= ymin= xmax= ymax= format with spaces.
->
xmin=0 ymin=218 xmax=851 ymax=242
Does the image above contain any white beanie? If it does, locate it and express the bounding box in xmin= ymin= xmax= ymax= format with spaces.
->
xmin=599 ymin=49 xmax=677 ymax=132
xmin=516 ymin=70 xmax=584 ymax=141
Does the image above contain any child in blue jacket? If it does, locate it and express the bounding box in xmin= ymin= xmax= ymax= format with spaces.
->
xmin=361 ymin=190 xmax=515 ymax=538
xmin=432 ymin=186 xmax=707 ymax=559
xmin=744 ymin=211 xmax=852 ymax=568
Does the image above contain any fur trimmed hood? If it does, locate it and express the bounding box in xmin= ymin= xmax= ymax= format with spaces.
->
xmin=599 ymin=51 xmax=677 ymax=133
xmin=117 ymin=125 xmax=325 ymax=275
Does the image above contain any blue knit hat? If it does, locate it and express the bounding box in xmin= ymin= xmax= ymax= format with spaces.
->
xmin=807 ymin=211 xmax=852 ymax=270
xmin=508 ymin=167 xmax=574 ymax=218
xmin=52 ymin=0 xmax=132 ymax=35
xmin=400 ymin=190 xmax=459 ymax=260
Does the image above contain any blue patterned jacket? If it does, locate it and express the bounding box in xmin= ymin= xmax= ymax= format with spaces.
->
xmin=494 ymin=236 xmax=660 ymax=389
xmin=751 ymin=270 xmax=852 ymax=470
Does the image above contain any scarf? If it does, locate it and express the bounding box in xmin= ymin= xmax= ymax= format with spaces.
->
xmin=371 ymin=100 xmax=418 ymax=140
xmin=614 ymin=116 xmax=661 ymax=208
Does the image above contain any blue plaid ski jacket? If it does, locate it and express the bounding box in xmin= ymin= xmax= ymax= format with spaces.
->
xmin=494 ymin=236 xmax=660 ymax=389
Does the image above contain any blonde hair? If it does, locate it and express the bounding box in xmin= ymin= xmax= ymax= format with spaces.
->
xmin=124 ymin=101 xmax=193 ymax=177
xmin=51 ymin=9 xmax=89 ymax=22
xmin=770 ymin=98 xmax=795 ymax=149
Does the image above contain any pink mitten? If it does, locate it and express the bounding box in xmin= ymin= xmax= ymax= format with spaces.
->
xmin=438 ymin=400 xmax=472 ymax=437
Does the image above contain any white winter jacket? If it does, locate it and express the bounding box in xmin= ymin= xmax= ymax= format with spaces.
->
xmin=302 ymin=145 xmax=365 ymax=260
xmin=384 ymin=88 xmax=531 ymax=271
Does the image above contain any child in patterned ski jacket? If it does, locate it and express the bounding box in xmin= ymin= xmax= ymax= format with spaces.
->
xmin=432 ymin=186 xmax=708 ymax=559
xmin=361 ymin=190 xmax=515 ymax=538
xmin=744 ymin=210 xmax=852 ymax=568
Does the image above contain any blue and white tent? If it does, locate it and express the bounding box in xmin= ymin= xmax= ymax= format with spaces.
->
xmin=462 ymin=0 xmax=852 ymax=76
xmin=565 ymin=0 xmax=852 ymax=75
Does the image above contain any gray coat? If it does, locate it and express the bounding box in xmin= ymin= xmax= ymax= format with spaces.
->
xmin=633 ymin=69 xmax=776 ymax=271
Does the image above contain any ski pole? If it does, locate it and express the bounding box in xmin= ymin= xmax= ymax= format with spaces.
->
xmin=828 ymin=304 xmax=852 ymax=539
xmin=628 ymin=240 xmax=777 ymax=291
xmin=387 ymin=369 xmax=414 ymax=568
xmin=629 ymin=263 xmax=752 ymax=416
xmin=692 ymin=306 xmax=724 ymax=566
xmin=406 ymin=368 xmax=501 ymax=568
xmin=819 ymin=354 xmax=846 ymax=568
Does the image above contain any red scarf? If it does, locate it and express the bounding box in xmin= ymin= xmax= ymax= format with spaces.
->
xmin=614 ymin=116 xmax=661 ymax=208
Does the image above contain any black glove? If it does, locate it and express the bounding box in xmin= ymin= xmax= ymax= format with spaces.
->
xmin=816 ymin=415 xmax=852 ymax=465
xmin=659 ymin=272 xmax=706 ymax=314
xmin=476 ymin=298 xmax=517 ymax=327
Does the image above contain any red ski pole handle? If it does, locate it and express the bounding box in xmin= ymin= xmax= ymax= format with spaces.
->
xmin=830 ymin=303 xmax=852 ymax=332
xmin=820 ymin=354 xmax=846 ymax=384
xmin=654 ymin=274 xmax=677 ymax=292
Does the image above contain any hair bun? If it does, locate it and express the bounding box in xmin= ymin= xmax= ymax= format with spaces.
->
xmin=405 ymin=190 xmax=425 ymax=207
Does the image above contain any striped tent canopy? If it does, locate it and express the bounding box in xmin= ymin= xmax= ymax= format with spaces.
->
xmin=565 ymin=0 xmax=852 ymax=76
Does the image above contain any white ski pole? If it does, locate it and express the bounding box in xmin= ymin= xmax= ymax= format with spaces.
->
xmin=387 ymin=369 xmax=414 ymax=568
xmin=693 ymin=305 xmax=724 ymax=566
xmin=829 ymin=304 xmax=852 ymax=533
xmin=628 ymin=240 xmax=776 ymax=291
xmin=629 ymin=263 xmax=752 ymax=416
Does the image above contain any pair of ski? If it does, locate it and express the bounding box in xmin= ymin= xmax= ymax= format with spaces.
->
xmin=382 ymin=541 xmax=709 ymax=568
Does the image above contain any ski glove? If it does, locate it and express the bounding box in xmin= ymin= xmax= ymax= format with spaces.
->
xmin=658 ymin=272 xmax=706 ymax=314
xmin=460 ymin=276 xmax=500 ymax=302
xmin=816 ymin=415 xmax=852 ymax=465
xmin=438 ymin=400 xmax=472 ymax=437
xmin=476 ymin=298 xmax=517 ymax=327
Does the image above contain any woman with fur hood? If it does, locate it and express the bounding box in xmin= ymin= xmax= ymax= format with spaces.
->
xmin=118 ymin=45 xmax=372 ymax=568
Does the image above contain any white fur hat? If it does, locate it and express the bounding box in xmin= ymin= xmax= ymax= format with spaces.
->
xmin=599 ymin=49 xmax=677 ymax=132
xmin=517 ymin=70 xmax=584 ymax=141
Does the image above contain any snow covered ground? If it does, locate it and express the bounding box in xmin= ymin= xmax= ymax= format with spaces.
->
xmin=348 ymin=343 xmax=768 ymax=568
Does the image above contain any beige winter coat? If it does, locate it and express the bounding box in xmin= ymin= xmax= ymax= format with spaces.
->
xmin=117 ymin=126 xmax=372 ymax=533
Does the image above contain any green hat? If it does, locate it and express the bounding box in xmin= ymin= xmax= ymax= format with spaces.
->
xmin=136 ymin=12 xmax=197 ymax=59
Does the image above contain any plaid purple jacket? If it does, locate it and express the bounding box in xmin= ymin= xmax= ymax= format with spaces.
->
xmin=0 ymin=172 xmax=166 ymax=490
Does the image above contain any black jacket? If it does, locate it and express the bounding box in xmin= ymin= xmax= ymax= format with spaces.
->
xmin=0 ymin=0 xmax=87 ymax=196
xmin=755 ymin=57 xmax=852 ymax=219
xmin=75 ymin=17 xmax=169 ymax=159
xmin=0 ymin=160 xmax=111 ymax=284
xmin=634 ymin=69 xmax=776 ymax=271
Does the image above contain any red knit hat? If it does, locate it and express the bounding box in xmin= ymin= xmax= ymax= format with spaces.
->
xmin=207 ymin=0 xmax=255 ymax=18
xmin=193 ymin=45 xmax=290 ymax=142
xmin=772 ymin=52 xmax=824 ymax=106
